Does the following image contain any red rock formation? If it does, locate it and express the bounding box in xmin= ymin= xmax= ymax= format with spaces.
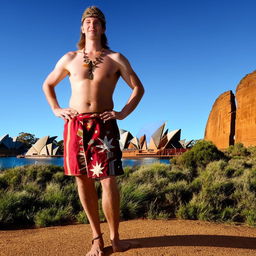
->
xmin=204 ymin=90 xmax=236 ymax=149
xmin=235 ymin=71 xmax=256 ymax=147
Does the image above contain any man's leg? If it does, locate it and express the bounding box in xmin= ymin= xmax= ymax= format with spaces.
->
xmin=100 ymin=177 xmax=130 ymax=252
xmin=75 ymin=175 xmax=104 ymax=256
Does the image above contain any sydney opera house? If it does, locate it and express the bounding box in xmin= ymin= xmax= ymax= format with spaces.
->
xmin=0 ymin=134 xmax=25 ymax=156
xmin=25 ymin=136 xmax=61 ymax=157
xmin=120 ymin=122 xmax=193 ymax=158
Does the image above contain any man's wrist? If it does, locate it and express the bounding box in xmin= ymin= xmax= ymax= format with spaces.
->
xmin=52 ymin=106 xmax=61 ymax=111
xmin=118 ymin=111 xmax=126 ymax=120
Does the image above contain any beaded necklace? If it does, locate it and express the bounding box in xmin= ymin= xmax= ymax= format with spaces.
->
xmin=83 ymin=49 xmax=105 ymax=80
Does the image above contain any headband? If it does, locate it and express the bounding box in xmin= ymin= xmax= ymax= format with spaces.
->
xmin=81 ymin=6 xmax=106 ymax=25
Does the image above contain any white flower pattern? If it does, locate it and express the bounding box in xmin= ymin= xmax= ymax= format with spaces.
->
xmin=90 ymin=161 xmax=104 ymax=177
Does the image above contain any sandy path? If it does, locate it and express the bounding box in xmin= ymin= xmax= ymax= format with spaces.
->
xmin=1 ymin=219 xmax=256 ymax=256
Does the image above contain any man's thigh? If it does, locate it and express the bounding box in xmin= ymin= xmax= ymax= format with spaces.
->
xmin=75 ymin=175 xmax=95 ymax=188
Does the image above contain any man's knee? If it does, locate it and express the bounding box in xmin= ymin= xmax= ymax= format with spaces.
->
xmin=100 ymin=176 xmax=118 ymax=191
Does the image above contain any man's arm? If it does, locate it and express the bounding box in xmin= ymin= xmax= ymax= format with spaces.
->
xmin=100 ymin=53 xmax=144 ymax=121
xmin=42 ymin=53 xmax=78 ymax=120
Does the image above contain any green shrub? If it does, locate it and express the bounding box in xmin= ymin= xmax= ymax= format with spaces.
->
xmin=36 ymin=166 xmax=57 ymax=188
xmin=52 ymin=171 xmax=70 ymax=185
xmin=220 ymin=207 xmax=241 ymax=222
xmin=76 ymin=211 xmax=89 ymax=224
xmin=226 ymin=143 xmax=249 ymax=157
xmin=0 ymin=190 xmax=38 ymax=228
xmin=226 ymin=158 xmax=249 ymax=173
xmin=182 ymin=160 xmax=246 ymax=223
xmin=197 ymin=203 xmax=219 ymax=221
xmin=117 ymin=166 xmax=137 ymax=181
xmin=35 ymin=206 xmax=73 ymax=227
xmin=63 ymin=183 xmax=81 ymax=212
xmin=248 ymin=146 xmax=256 ymax=159
xmin=119 ymin=182 xmax=153 ymax=219
xmin=146 ymin=199 xmax=158 ymax=219
xmin=243 ymin=209 xmax=256 ymax=226
xmin=224 ymin=167 xmax=243 ymax=178
xmin=177 ymin=203 xmax=199 ymax=220
xmin=168 ymin=168 xmax=188 ymax=182
xmin=22 ymin=181 xmax=41 ymax=195
xmin=189 ymin=178 xmax=202 ymax=194
xmin=0 ymin=165 xmax=76 ymax=229
xmin=0 ymin=167 xmax=24 ymax=190
xmin=174 ymin=140 xmax=226 ymax=175
xmin=155 ymin=211 xmax=170 ymax=220
xmin=42 ymin=183 xmax=68 ymax=207
xmin=129 ymin=163 xmax=170 ymax=186
xmin=165 ymin=181 xmax=192 ymax=214
xmin=247 ymin=169 xmax=256 ymax=193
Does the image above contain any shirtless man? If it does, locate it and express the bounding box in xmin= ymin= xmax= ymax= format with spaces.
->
xmin=42 ymin=6 xmax=144 ymax=256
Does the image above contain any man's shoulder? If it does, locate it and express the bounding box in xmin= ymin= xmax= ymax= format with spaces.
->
xmin=54 ymin=51 xmax=80 ymax=69
xmin=62 ymin=50 xmax=80 ymax=60
xmin=106 ymin=49 xmax=127 ymax=63
xmin=56 ymin=51 xmax=80 ymax=66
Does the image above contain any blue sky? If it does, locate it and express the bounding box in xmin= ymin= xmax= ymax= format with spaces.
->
xmin=0 ymin=0 xmax=255 ymax=142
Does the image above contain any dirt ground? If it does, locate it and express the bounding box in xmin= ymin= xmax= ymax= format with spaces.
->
xmin=1 ymin=219 xmax=256 ymax=256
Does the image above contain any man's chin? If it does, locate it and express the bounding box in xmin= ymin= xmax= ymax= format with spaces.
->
xmin=87 ymin=35 xmax=101 ymax=40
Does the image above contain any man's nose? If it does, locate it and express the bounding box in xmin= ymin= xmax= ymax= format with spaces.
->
xmin=90 ymin=22 xmax=96 ymax=29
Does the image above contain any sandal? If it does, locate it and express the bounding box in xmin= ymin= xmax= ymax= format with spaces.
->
xmin=92 ymin=233 xmax=104 ymax=244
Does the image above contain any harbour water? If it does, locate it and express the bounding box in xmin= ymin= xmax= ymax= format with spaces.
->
xmin=0 ymin=157 xmax=170 ymax=170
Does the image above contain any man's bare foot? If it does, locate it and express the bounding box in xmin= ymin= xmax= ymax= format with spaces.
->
xmin=111 ymin=239 xmax=131 ymax=252
xmin=86 ymin=234 xmax=104 ymax=256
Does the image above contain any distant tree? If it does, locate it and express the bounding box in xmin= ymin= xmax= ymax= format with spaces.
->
xmin=57 ymin=140 xmax=64 ymax=154
xmin=16 ymin=132 xmax=38 ymax=148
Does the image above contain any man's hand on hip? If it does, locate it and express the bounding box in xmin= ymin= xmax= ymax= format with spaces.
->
xmin=99 ymin=110 xmax=124 ymax=121
xmin=53 ymin=107 xmax=78 ymax=121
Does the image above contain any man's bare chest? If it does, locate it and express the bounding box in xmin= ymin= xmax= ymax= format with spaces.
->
xmin=67 ymin=55 xmax=119 ymax=81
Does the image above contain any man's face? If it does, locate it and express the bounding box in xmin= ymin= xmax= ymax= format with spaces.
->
xmin=82 ymin=17 xmax=105 ymax=40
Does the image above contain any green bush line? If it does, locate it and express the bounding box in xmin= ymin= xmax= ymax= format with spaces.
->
xmin=1 ymin=141 xmax=256 ymax=229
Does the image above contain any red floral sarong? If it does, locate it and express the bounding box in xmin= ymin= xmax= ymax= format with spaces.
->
xmin=63 ymin=113 xmax=124 ymax=178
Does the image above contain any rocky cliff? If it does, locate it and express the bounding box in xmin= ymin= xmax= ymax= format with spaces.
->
xmin=204 ymin=90 xmax=236 ymax=149
xmin=205 ymin=70 xmax=256 ymax=149
xmin=235 ymin=71 xmax=256 ymax=147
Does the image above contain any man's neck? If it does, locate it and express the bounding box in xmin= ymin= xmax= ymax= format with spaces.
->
xmin=84 ymin=39 xmax=102 ymax=53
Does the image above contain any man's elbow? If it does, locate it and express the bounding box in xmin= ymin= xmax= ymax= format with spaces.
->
xmin=138 ymin=84 xmax=145 ymax=98
xmin=42 ymin=82 xmax=53 ymax=93
xmin=42 ymin=83 xmax=49 ymax=94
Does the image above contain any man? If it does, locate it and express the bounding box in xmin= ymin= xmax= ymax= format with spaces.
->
xmin=42 ymin=6 xmax=144 ymax=256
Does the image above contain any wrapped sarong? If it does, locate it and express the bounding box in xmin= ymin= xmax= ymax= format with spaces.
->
xmin=63 ymin=113 xmax=124 ymax=178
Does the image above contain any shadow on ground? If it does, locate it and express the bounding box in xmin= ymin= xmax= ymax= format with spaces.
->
xmin=104 ymin=235 xmax=256 ymax=255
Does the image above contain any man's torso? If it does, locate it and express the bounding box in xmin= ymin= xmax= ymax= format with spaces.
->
xmin=65 ymin=50 xmax=120 ymax=113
